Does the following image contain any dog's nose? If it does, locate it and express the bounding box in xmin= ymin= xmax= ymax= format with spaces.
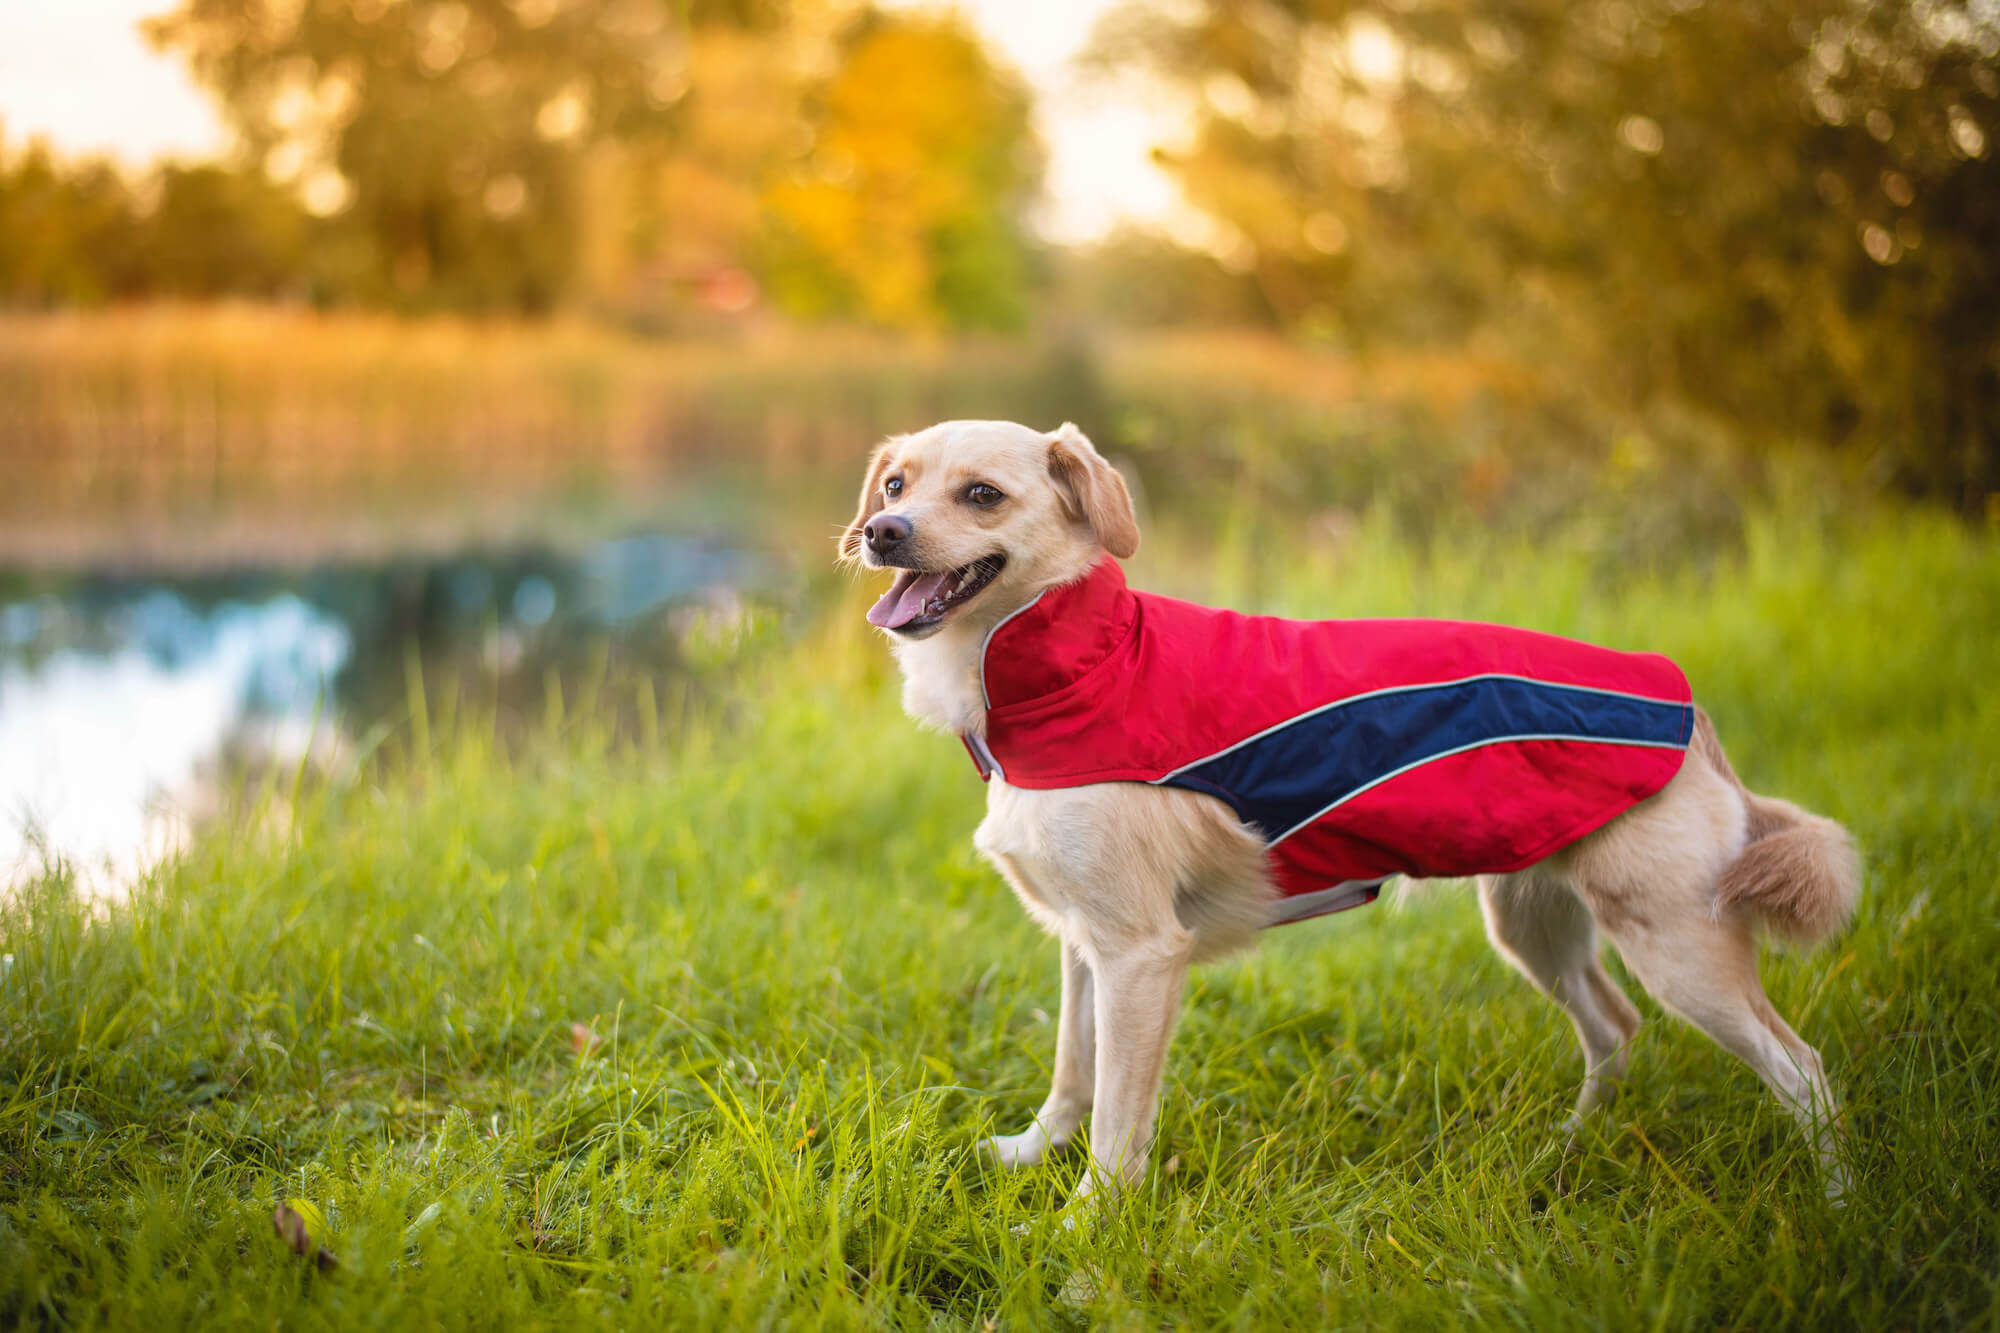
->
xmin=864 ymin=513 xmax=912 ymax=553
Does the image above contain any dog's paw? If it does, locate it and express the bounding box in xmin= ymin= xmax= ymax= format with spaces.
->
xmin=980 ymin=1129 xmax=1052 ymax=1169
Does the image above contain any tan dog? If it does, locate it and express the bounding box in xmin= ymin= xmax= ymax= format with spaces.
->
xmin=844 ymin=419 xmax=1861 ymax=1208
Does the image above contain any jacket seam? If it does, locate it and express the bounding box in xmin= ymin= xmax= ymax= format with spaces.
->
xmin=983 ymin=603 xmax=1141 ymax=719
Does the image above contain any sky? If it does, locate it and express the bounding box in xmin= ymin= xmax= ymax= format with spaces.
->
xmin=0 ymin=0 xmax=231 ymax=164
xmin=928 ymin=0 xmax=1188 ymax=242
xmin=0 ymin=0 xmax=1185 ymax=245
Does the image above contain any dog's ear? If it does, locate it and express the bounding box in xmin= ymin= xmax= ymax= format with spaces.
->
xmin=840 ymin=440 xmax=897 ymax=562
xmin=1047 ymin=423 xmax=1139 ymax=559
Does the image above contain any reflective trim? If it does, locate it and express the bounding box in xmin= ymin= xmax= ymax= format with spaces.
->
xmin=962 ymin=731 xmax=1004 ymax=782
xmin=977 ymin=589 xmax=1048 ymax=710
xmin=1269 ymin=877 xmax=1390 ymax=926
xmin=1155 ymin=672 xmax=1689 ymax=781
xmin=1146 ymin=669 xmax=1690 ymax=850
xmin=1268 ymin=732 xmax=1686 ymax=846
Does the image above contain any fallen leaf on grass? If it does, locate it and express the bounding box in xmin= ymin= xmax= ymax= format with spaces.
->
xmin=403 ymin=1200 xmax=444 ymax=1244
xmin=273 ymin=1201 xmax=338 ymax=1274
xmin=570 ymin=1022 xmax=603 ymax=1057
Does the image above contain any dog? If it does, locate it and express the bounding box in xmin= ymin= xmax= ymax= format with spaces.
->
xmin=843 ymin=419 xmax=1861 ymax=1208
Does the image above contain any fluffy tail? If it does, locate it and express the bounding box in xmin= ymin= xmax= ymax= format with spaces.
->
xmin=1692 ymin=709 xmax=1862 ymax=946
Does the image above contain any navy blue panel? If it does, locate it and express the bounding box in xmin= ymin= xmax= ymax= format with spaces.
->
xmin=1159 ymin=676 xmax=1690 ymax=841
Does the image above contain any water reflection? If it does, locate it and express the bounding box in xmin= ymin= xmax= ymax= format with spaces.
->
xmin=0 ymin=532 xmax=772 ymax=898
xmin=0 ymin=596 xmax=351 ymax=896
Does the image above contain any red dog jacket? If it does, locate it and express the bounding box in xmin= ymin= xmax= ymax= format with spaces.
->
xmin=961 ymin=557 xmax=1693 ymax=925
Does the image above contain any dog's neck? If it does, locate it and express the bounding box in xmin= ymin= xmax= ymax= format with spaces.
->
xmin=890 ymin=622 xmax=991 ymax=737
xmin=887 ymin=554 xmax=1103 ymax=737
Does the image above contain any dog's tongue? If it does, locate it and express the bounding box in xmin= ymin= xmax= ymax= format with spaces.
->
xmin=867 ymin=570 xmax=953 ymax=628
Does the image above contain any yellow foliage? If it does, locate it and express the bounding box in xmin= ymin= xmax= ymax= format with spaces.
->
xmin=763 ymin=16 xmax=1038 ymax=331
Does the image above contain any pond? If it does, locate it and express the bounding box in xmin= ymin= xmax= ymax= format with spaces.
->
xmin=0 ymin=530 xmax=785 ymax=898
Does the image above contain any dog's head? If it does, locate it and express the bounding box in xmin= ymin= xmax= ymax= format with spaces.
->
xmin=841 ymin=420 xmax=1138 ymax=639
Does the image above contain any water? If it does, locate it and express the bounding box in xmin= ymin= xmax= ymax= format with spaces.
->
xmin=0 ymin=531 xmax=778 ymax=898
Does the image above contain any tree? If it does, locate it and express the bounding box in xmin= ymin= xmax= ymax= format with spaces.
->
xmin=141 ymin=165 xmax=312 ymax=298
xmin=1096 ymin=0 xmax=2000 ymax=504
xmin=761 ymin=12 xmax=1043 ymax=332
xmin=146 ymin=0 xmax=788 ymax=312
xmin=141 ymin=2 xmax=1046 ymax=331
xmin=0 ymin=143 xmax=141 ymax=305
xmin=1057 ymin=227 xmax=1268 ymax=329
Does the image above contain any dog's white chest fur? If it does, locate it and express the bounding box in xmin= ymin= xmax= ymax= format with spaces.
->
xmin=974 ymin=780 xmax=1089 ymax=934
xmin=891 ymin=633 xmax=986 ymax=738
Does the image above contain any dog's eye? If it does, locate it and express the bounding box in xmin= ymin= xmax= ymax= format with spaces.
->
xmin=966 ymin=483 xmax=1004 ymax=507
xmin=884 ymin=476 xmax=903 ymax=498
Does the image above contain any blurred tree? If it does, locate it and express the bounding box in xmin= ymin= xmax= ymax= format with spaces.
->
xmin=145 ymin=0 xmax=789 ymax=312
xmin=132 ymin=1 xmax=1045 ymax=330
xmin=572 ymin=24 xmax=817 ymax=329
xmin=139 ymin=165 xmax=312 ymax=297
xmin=1095 ymin=0 xmax=2000 ymax=504
xmin=1056 ymin=226 xmax=1269 ymax=328
xmin=761 ymin=12 xmax=1043 ymax=331
xmin=0 ymin=143 xmax=142 ymax=304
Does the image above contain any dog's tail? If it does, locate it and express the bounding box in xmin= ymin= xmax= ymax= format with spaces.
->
xmin=1693 ymin=709 xmax=1861 ymax=946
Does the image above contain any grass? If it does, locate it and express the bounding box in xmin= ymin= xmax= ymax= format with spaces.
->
xmin=2 ymin=499 xmax=1997 ymax=1330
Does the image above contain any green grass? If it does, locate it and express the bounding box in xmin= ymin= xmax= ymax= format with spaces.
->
xmin=3 ymin=505 xmax=1997 ymax=1330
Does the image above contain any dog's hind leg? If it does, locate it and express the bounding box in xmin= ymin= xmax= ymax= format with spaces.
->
xmin=1479 ymin=870 xmax=1643 ymax=1134
xmin=1564 ymin=754 xmax=1850 ymax=1197
xmin=984 ymin=940 xmax=1095 ymax=1168
xmin=1603 ymin=912 xmax=1848 ymax=1198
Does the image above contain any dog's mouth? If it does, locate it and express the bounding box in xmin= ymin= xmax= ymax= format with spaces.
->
xmin=866 ymin=554 xmax=1007 ymax=634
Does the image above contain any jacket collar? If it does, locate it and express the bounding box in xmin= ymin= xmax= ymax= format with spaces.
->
xmin=976 ymin=555 xmax=1137 ymax=712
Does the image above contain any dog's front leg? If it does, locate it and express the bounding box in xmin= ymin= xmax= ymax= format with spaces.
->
xmin=985 ymin=940 xmax=1095 ymax=1168
xmin=1067 ymin=929 xmax=1191 ymax=1208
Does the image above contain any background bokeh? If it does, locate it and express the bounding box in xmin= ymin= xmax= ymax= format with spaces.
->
xmin=4 ymin=0 xmax=1996 ymax=500
xmin=2 ymin=4 xmax=1999 ymax=1328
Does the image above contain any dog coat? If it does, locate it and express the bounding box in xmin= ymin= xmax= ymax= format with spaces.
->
xmin=960 ymin=557 xmax=1694 ymax=925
